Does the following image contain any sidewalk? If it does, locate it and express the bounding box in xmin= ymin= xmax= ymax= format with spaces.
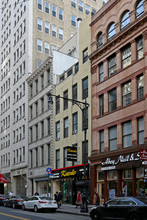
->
xmin=56 ymin=203 xmax=94 ymax=216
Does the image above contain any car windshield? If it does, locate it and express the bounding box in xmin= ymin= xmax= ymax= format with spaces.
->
xmin=39 ymin=197 xmax=53 ymax=201
xmin=131 ymin=197 xmax=145 ymax=205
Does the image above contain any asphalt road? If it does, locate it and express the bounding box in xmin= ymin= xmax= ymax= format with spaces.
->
xmin=0 ymin=206 xmax=90 ymax=220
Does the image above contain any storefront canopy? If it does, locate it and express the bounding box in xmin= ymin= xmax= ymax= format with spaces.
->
xmin=0 ymin=174 xmax=8 ymax=183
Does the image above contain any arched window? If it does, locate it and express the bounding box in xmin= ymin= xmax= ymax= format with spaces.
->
xmin=121 ymin=11 xmax=130 ymax=29
xmin=97 ymin=32 xmax=103 ymax=48
xmin=136 ymin=0 xmax=144 ymax=18
xmin=107 ymin=23 xmax=116 ymax=40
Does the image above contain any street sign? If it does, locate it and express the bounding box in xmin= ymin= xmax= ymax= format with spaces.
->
xmin=67 ymin=146 xmax=77 ymax=161
xmin=46 ymin=168 xmax=52 ymax=174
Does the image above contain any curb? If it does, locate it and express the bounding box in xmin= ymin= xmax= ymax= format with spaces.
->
xmin=56 ymin=209 xmax=89 ymax=216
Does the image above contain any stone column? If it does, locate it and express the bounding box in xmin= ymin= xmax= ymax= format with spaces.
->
xmin=117 ymin=170 xmax=122 ymax=196
xmin=132 ymin=168 xmax=136 ymax=197
xmin=116 ymin=50 xmax=121 ymax=72
xmin=104 ymin=59 xmax=108 ymax=80
xmin=104 ymin=92 xmax=108 ymax=114
xmin=131 ymin=40 xmax=136 ymax=64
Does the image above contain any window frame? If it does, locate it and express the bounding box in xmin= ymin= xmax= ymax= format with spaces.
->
xmin=108 ymin=88 xmax=117 ymax=112
xmin=109 ymin=126 xmax=117 ymax=151
xmin=122 ymin=121 xmax=132 ymax=148
xmin=107 ymin=22 xmax=116 ymax=40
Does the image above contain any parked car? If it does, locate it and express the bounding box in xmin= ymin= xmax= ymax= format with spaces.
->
xmin=0 ymin=195 xmax=8 ymax=206
xmin=90 ymin=197 xmax=147 ymax=220
xmin=4 ymin=195 xmax=24 ymax=208
xmin=22 ymin=196 xmax=58 ymax=212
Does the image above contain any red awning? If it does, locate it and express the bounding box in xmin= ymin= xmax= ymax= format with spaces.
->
xmin=0 ymin=174 xmax=8 ymax=183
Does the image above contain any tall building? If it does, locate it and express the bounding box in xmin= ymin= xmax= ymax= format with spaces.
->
xmin=89 ymin=0 xmax=147 ymax=203
xmin=0 ymin=0 xmax=102 ymax=195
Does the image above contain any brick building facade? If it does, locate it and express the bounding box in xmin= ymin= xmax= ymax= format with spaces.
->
xmin=89 ymin=0 xmax=147 ymax=202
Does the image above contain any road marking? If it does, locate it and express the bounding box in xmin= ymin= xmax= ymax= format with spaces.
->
xmin=0 ymin=212 xmax=31 ymax=220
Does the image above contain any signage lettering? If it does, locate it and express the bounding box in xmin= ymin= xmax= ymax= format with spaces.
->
xmin=102 ymin=153 xmax=140 ymax=166
xmin=67 ymin=148 xmax=77 ymax=153
xmin=61 ymin=169 xmax=76 ymax=177
xmin=140 ymin=149 xmax=147 ymax=161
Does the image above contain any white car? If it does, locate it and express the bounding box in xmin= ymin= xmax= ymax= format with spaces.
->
xmin=22 ymin=196 xmax=58 ymax=212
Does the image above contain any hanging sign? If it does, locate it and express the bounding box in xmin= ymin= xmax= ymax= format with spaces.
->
xmin=67 ymin=146 xmax=77 ymax=161
xmin=140 ymin=149 xmax=147 ymax=161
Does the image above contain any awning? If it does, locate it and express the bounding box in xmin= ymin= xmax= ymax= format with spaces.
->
xmin=0 ymin=174 xmax=8 ymax=183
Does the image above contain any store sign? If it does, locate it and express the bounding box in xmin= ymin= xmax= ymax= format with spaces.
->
xmin=140 ymin=149 xmax=147 ymax=161
xmin=67 ymin=146 xmax=77 ymax=161
xmin=61 ymin=169 xmax=76 ymax=177
xmin=101 ymin=153 xmax=140 ymax=166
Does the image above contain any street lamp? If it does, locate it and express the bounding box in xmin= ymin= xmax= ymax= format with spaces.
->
xmin=48 ymin=93 xmax=89 ymax=212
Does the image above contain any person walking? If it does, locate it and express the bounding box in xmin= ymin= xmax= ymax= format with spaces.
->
xmin=96 ymin=193 xmax=100 ymax=206
xmin=54 ymin=192 xmax=59 ymax=207
xmin=58 ymin=191 xmax=63 ymax=207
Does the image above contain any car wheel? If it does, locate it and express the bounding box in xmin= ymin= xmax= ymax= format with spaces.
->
xmin=92 ymin=212 xmax=98 ymax=220
xmin=12 ymin=203 xmax=16 ymax=209
xmin=34 ymin=205 xmax=38 ymax=213
xmin=4 ymin=202 xmax=7 ymax=207
xmin=129 ymin=214 xmax=140 ymax=220
xmin=22 ymin=204 xmax=25 ymax=210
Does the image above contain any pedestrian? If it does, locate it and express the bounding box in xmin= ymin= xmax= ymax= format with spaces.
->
xmin=96 ymin=193 xmax=100 ymax=206
xmin=93 ymin=192 xmax=97 ymax=205
xmin=58 ymin=191 xmax=63 ymax=207
xmin=75 ymin=191 xmax=82 ymax=208
xmin=54 ymin=192 xmax=59 ymax=207
xmin=35 ymin=192 xmax=39 ymax=196
xmin=9 ymin=191 xmax=14 ymax=196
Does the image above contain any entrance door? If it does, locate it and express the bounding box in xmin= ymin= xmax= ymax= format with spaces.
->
xmin=98 ymin=183 xmax=104 ymax=204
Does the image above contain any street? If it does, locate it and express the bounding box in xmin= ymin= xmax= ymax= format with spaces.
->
xmin=0 ymin=206 xmax=91 ymax=220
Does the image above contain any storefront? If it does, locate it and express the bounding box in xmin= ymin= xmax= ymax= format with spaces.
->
xmin=91 ymin=151 xmax=147 ymax=203
xmin=51 ymin=164 xmax=90 ymax=205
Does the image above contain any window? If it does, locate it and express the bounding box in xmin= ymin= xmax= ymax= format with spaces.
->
xmin=137 ymin=75 xmax=144 ymax=100
xmin=71 ymin=15 xmax=76 ymax=27
xmin=108 ymin=54 xmax=117 ymax=76
xmin=73 ymin=112 xmax=78 ymax=134
xmin=64 ymin=117 xmax=68 ymax=138
xmin=136 ymin=0 xmax=144 ymax=18
xmin=75 ymin=62 xmax=79 ymax=73
xmin=82 ymin=141 xmax=88 ymax=163
xmin=136 ymin=36 xmax=143 ymax=60
xmin=47 ymin=117 xmax=50 ymax=135
xmin=99 ymin=63 xmax=104 ymax=82
xmin=35 ymin=124 xmax=38 ymax=140
xmin=97 ymin=32 xmax=103 ymax=48
xmin=44 ymin=42 xmax=49 ymax=54
xmin=85 ymin=4 xmax=90 ymax=15
xmin=83 ymin=48 xmax=88 ymax=63
xmin=45 ymin=21 xmax=50 ymax=34
xmin=92 ymin=8 xmax=96 ymax=15
xmin=36 ymin=148 xmax=38 ymax=167
xmin=41 ymin=121 xmax=44 ymax=137
xmin=109 ymin=126 xmax=117 ymax=151
xmin=138 ymin=117 xmax=144 ymax=145
xmin=71 ymin=0 xmax=76 ymax=8
xmin=121 ymin=44 xmax=131 ymax=68
xmin=45 ymin=1 xmax=50 ymax=13
xmin=59 ymin=28 xmax=63 ymax=40
xmin=122 ymin=121 xmax=132 ymax=148
xmin=52 ymin=25 xmax=56 ymax=37
xmin=47 ymin=144 xmax=50 ymax=164
xmin=121 ymin=11 xmax=130 ymax=29
xmin=108 ymin=23 xmax=116 ymax=40
xmin=56 ymin=150 xmax=60 ymax=169
xmin=82 ymin=77 xmax=88 ymax=99
xmin=63 ymin=90 xmax=68 ymax=110
xmin=35 ymin=102 xmax=38 ymax=116
xmin=41 ymin=98 xmax=44 ymax=113
xmin=56 ymin=121 xmax=60 ymax=141
xmin=52 ymin=5 xmax=56 ymax=17
xmin=99 ymin=94 xmax=104 ymax=116
xmin=64 ymin=148 xmax=68 ymax=167
xmin=99 ymin=130 xmax=105 ymax=153
xmin=38 ymin=0 xmax=42 ymax=10
xmin=37 ymin=39 xmax=42 ymax=52
xmin=59 ymin=8 xmax=63 ymax=20
xmin=56 ymin=96 xmax=60 ymax=114
xmin=37 ymin=18 xmax=42 ymax=31
xmin=41 ymin=74 xmax=44 ymax=89
xmin=78 ymin=0 xmax=83 ymax=12
xmin=37 ymin=60 xmax=42 ymax=68
xmin=82 ymin=108 xmax=88 ymax=130
xmin=72 ymin=84 xmax=77 ymax=104
xmin=122 ymin=81 xmax=132 ymax=106
xmin=41 ymin=146 xmax=44 ymax=165
xmin=35 ymin=79 xmax=38 ymax=94
xmin=108 ymin=88 xmax=117 ymax=112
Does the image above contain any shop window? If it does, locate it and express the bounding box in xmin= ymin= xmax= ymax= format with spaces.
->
xmin=108 ymin=88 xmax=117 ymax=112
xmin=108 ymin=54 xmax=117 ymax=76
xmin=122 ymin=81 xmax=132 ymax=106
xmin=121 ymin=44 xmax=131 ymax=69
xmin=107 ymin=22 xmax=116 ymax=40
xmin=109 ymin=126 xmax=117 ymax=151
xmin=136 ymin=0 xmax=144 ymax=19
xmin=99 ymin=62 xmax=104 ymax=82
xmin=137 ymin=74 xmax=144 ymax=100
xmin=136 ymin=36 xmax=143 ymax=60
xmin=137 ymin=117 xmax=144 ymax=145
xmin=107 ymin=170 xmax=117 ymax=180
xmin=124 ymin=169 xmax=132 ymax=178
xmin=120 ymin=11 xmax=130 ymax=30
xmin=122 ymin=121 xmax=132 ymax=148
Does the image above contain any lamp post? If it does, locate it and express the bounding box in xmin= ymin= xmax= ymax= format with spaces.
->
xmin=48 ymin=93 xmax=89 ymax=212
